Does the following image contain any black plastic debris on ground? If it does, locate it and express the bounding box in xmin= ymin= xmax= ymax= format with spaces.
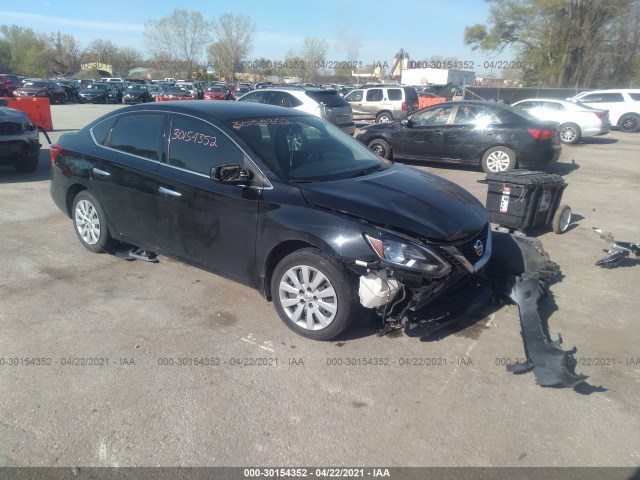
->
xmin=593 ymin=227 xmax=640 ymax=268
xmin=112 ymin=245 xmax=158 ymax=263
xmin=489 ymin=232 xmax=589 ymax=389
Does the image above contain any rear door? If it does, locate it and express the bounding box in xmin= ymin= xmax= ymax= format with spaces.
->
xmin=443 ymin=105 xmax=500 ymax=162
xmin=89 ymin=112 xmax=165 ymax=248
xmin=155 ymin=114 xmax=262 ymax=281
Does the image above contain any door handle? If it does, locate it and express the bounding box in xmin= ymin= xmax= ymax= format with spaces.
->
xmin=159 ymin=186 xmax=182 ymax=197
xmin=92 ymin=168 xmax=110 ymax=177
xmin=434 ymin=131 xmax=443 ymax=136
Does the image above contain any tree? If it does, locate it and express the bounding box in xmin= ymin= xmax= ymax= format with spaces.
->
xmin=114 ymin=47 xmax=143 ymax=77
xmin=0 ymin=25 xmax=53 ymax=76
xmin=299 ymin=37 xmax=328 ymax=82
xmin=208 ymin=14 xmax=256 ymax=81
xmin=464 ymin=0 xmax=639 ymax=88
xmin=50 ymin=32 xmax=85 ymax=76
xmin=144 ymin=9 xmax=213 ymax=79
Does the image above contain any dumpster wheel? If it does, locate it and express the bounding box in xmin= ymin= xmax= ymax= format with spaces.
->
xmin=552 ymin=204 xmax=572 ymax=234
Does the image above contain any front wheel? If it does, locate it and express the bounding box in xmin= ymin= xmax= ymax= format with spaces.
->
xmin=72 ymin=191 xmax=115 ymax=253
xmin=368 ymin=139 xmax=393 ymax=159
xmin=271 ymin=248 xmax=355 ymax=340
xmin=618 ymin=113 xmax=640 ymax=133
xmin=559 ymin=123 xmax=580 ymax=144
xmin=481 ymin=146 xmax=516 ymax=173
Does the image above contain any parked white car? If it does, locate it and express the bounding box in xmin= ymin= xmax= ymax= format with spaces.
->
xmin=511 ymin=98 xmax=611 ymax=144
xmin=570 ymin=89 xmax=640 ymax=133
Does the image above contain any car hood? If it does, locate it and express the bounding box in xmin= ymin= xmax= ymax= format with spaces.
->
xmin=16 ymin=88 xmax=45 ymax=93
xmin=0 ymin=107 xmax=29 ymax=123
xmin=297 ymin=164 xmax=488 ymax=241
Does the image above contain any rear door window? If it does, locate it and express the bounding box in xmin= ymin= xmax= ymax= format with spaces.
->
xmin=305 ymin=90 xmax=348 ymax=108
xmin=387 ymin=89 xmax=402 ymax=101
xmin=366 ymin=89 xmax=383 ymax=102
xmin=580 ymin=93 xmax=624 ymax=103
xmin=109 ymin=114 xmax=165 ymax=160
xmin=628 ymin=93 xmax=640 ymax=101
xmin=345 ymin=90 xmax=363 ymax=102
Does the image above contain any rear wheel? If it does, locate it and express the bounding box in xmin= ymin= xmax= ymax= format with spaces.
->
xmin=72 ymin=191 xmax=115 ymax=253
xmin=559 ymin=123 xmax=580 ymax=144
xmin=618 ymin=113 xmax=640 ymax=133
xmin=482 ymin=146 xmax=516 ymax=173
xmin=271 ymin=248 xmax=355 ymax=340
xmin=368 ymin=139 xmax=392 ymax=159
xmin=376 ymin=111 xmax=393 ymax=123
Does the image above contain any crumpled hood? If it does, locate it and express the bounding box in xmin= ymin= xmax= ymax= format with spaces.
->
xmin=298 ymin=164 xmax=489 ymax=241
xmin=0 ymin=107 xmax=29 ymax=123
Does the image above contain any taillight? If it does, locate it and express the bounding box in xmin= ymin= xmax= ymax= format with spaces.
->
xmin=528 ymin=128 xmax=554 ymax=140
xmin=50 ymin=143 xmax=63 ymax=164
xmin=401 ymin=101 xmax=406 ymax=111
xmin=594 ymin=111 xmax=603 ymax=118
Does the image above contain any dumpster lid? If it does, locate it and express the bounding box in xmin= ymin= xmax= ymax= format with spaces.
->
xmin=479 ymin=169 xmax=565 ymax=187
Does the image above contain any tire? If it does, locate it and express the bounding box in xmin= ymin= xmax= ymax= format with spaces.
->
xmin=271 ymin=248 xmax=355 ymax=340
xmin=376 ymin=111 xmax=393 ymax=123
xmin=481 ymin=146 xmax=516 ymax=173
xmin=72 ymin=191 xmax=115 ymax=253
xmin=368 ymin=138 xmax=393 ymax=159
xmin=552 ymin=204 xmax=572 ymax=234
xmin=14 ymin=154 xmax=39 ymax=173
xmin=618 ymin=113 xmax=640 ymax=133
xmin=559 ymin=123 xmax=580 ymax=144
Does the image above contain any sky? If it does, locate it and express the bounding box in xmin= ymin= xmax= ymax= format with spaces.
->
xmin=0 ymin=1 xmax=511 ymax=75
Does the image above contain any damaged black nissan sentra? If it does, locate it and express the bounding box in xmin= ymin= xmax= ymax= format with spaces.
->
xmin=50 ymin=101 xmax=491 ymax=340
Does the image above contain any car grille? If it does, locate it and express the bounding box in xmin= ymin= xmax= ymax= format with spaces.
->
xmin=0 ymin=122 xmax=24 ymax=135
xmin=436 ymin=224 xmax=489 ymax=271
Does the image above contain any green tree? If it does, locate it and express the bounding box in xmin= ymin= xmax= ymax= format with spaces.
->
xmin=464 ymin=0 xmax=639 ymax=88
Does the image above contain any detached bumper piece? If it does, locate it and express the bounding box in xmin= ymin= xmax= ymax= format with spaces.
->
xmin=508 ymin=275 xmax=587 ymax=388
xmin=490 ymin=232 xmax=588 ymax=388
xmin=113 ymin=246 xmax=158 ymax=263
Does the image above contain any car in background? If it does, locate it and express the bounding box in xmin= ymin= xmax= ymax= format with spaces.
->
xmin=55 ymin=78 xmax=81 ymax=103
xmin=0 ymin=74 xmax=20 ymax=97
xmin=14 ymin=80 xmax=66 ymax=104
xmin=344 ymin=85 xmax=419 ymax=123
xmin=147 ymin=85 xmax=166 ymax=100
xmin=570 ymin=89 xmax=640 ymax=132
xmin=78 ymin=83 xmax=118 ymax=104
xmin=232 ymin=85 xmax=251 ymax=99
xmin=204 ymin=85 xmax=232 ymax=100
xmin=0 ymin=104 xmax=41 ymax=172
xmin=175 ymin=81 xmax=202 ymax=99
xmin=511 ymin=98 xmax=610 ymax=144
xmin=356 ymin=100 xmax=561 ymax=173
xmin=162 ymin=86 xmax=194 ymax=99
xmin=123 ymin=84 xmax=152 ymax=104
xmin=49 ymin=101 xmax=491 ymax=341
xmin=237 ymin=87 xmax=356 ymax=135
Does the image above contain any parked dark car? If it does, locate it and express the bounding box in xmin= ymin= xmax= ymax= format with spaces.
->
xmin=14 ymin=80 xmax=66 ymax=104
xmin=0 ymin=105 xmax=41 ymax=172
xmin=55 ymin=79 xmax=81 ymax=103
xmin=78 ymin=83 xmax=118 ymax=104
xmin=356 ymin=101 xmax=562 ymax=173
xmin=0 ymin=74 xmax=21 ymax=97
xmin=162 ymin=86 xmax=193 ymax=99
xmin=123 ymin=84 xmax=152 ymax=104
xmin=50 ymin=102 xmax=492 ymax=340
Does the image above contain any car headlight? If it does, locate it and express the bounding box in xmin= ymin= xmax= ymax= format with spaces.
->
xmin=364 ymin=233 xmax=451 ymax=277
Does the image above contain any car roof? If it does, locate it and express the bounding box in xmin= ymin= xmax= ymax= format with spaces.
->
xmin=99 ymin=100 xmax=308 ymax=122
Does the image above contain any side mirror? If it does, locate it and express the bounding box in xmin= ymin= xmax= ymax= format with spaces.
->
xmin=402 ymin=117 xmax=413 ymax=128
xmin=212 ymin=163 xmax=252 ymax=184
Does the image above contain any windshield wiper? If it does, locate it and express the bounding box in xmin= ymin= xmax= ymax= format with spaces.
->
xmin=350 ymin=165 xmax=386 ymax=178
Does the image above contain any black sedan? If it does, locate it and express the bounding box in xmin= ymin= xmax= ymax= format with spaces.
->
xmin=14 ymin=80 xmax=66 ymax=104
xmin=50 ymin=102 xmax=491 ymax=340
xmin=123 ymin=84 xmax=152 ymax=104
xmin=356 ymin=101 xmax=562 ymax=173
xmin=78 ymin=83 xmax=118 ymax=104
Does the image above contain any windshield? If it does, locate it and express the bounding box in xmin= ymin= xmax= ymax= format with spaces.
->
xmin=23 ymin=81 xmax=47 ymax=88
xmin=227 ymin=115 xmax=390 ymax=182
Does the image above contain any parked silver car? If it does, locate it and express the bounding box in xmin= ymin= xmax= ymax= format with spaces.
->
xmin=344 ymin=85 xmax=419 ymax=123
xmin=512 ymin=98 xmax=610 ymax=144
xmin=237 ymin=87 xmax=356 ymax=135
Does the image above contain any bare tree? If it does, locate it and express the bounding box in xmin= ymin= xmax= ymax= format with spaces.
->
xmin=144 ymin=9 xmax=213 ymax=79
xmin=114 ymin=47 xmax=144 ymax=77
xmin=87 ymin=38 xmax=119 ymax=67
xmin=49 ymin=32 xmax=85 ymax=75
xmin=300 ymin=37 xmax=328 ymax=82
xmin=208 ymin=14 xmax=256 ymax=81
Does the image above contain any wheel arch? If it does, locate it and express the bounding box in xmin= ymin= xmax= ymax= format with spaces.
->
xmin=65 ymin=183 xmax=88 ymax=218
xmin=262 ymin=240 xmax=319 ymax=301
